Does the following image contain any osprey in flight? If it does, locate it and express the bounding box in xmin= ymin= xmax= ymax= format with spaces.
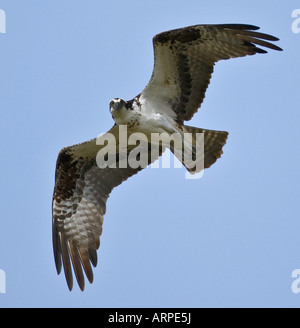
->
xmin=52 ymin=24 xmax=281 ymax=291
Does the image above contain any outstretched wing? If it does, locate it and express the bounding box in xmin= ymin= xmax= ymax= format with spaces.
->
xmin=140 ymin=24 xmax=282 ymax=123
xmin=52 ymin=126 xmax=162 ymax=291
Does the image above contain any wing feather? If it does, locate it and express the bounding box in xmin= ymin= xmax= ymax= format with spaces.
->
xmin=140 ymin=24 xmax=282 ymax=123
xmin=52 ymin=126 xmax=163 ymax=290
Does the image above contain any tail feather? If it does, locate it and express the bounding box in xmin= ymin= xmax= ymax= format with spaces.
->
xmin=170 ymin=125 xmax=228 ymax=173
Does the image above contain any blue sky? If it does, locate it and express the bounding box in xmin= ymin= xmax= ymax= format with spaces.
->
xmin=0 ymin=0 xmax=299 ymax=308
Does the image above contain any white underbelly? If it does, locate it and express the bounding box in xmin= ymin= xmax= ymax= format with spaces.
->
xmin=134 ymin=112 xmax=179 ymax=136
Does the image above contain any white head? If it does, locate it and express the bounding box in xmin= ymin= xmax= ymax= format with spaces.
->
xmin=109 ymin=98 xmax=127 ymax=114
xmin=109 ymin=98 xmax=134 ymax=125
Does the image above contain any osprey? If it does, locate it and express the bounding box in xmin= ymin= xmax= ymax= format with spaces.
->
xmin=52 ymin=24 xmax=282 ymax=291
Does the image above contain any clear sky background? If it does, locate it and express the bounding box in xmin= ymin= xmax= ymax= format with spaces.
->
xmin=0 ymin=0 xmax=299 ymax=308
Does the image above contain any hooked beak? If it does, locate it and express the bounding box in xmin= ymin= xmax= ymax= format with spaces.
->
xmin=110 ymin=99 xmax=127 ymax=112
xmin=112 ymin=102 xmax=122 ymax=111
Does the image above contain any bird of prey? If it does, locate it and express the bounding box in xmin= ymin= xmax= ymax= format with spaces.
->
xmin=52 ymin=24 xmax=282 ymax=291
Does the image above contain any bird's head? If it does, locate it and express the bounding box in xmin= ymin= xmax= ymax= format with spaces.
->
xmin=109 ymin=98 xmax=128 ymax=113
xmin=109 ymin=98 xmax=137 ymax=126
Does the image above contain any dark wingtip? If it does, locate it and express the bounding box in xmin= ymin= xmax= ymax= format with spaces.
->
xmin=66 ymin=276 xmax=73 ymax=291
xmin=78 ymin=281 xmax=85 ymax=292
xmin=244 ymin=24 xmax=260 ymax=31
xmin=256 ymin=48 xmax=268 ymax=54
xmin=89 ymin=248 xmax=98 ymax=267
xmin=221 ymin=24 xmax=260 ymax=31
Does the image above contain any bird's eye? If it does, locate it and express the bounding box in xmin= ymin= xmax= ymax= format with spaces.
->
xmin=110 ymin=100 xmax=115 ymax=107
